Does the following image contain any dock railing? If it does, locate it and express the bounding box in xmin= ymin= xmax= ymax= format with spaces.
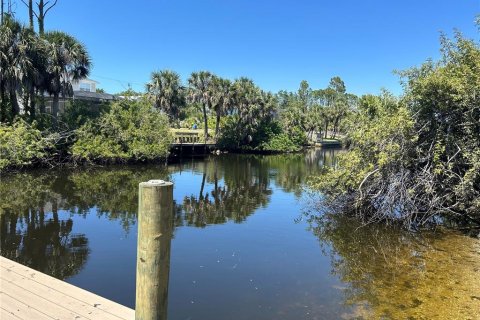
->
xmin=173 ymin=131 xmax=201 ymax=143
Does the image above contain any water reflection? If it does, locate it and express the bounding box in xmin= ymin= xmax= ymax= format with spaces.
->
xmin=0 ymin=209 xmax=89 ymax=279
xmin=0 ymin=149 xmax=336 ymax=278
xmin=3 ymin=148 xmax=477 ymax=319
xmin=307 ymin=214 xmax=480 ymax=319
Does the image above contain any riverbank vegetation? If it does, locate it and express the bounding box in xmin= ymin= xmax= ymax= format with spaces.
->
xmin=71 ymin=99 xmax=171 ymax=163
xmin=310 ymin=28 xmax=480 ymax=229
xmin=1 ymin=5 xmax=479 ymax=232
xmin=0 ymin=7 xmax=354 ymax=171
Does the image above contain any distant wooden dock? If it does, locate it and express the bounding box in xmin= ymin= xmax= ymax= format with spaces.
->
xmin=0 ymin=256 xmax=134 ymax=320
xmin=170 ymin=129 xmax=217 ymax=155
xmin=315 ymin=139 xmax=342 ymax=148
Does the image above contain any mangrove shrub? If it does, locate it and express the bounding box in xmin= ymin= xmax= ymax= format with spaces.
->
xmin=311 ymin=30 xmax=480 ymax=228
xmin=0 ymin=120 xmax=55 ymax=171
xmin=71 ymin=100 xmax=171 ymax=162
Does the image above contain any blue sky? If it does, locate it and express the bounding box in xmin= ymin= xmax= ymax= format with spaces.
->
xmin=13 ymin=0 xmax=480 ymax=95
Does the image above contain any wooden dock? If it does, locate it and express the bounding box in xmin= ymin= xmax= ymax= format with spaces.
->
xmin=0 ymin=256 xmax=134 ymax=320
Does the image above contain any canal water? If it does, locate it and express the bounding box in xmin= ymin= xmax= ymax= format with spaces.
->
xmin=1 ymin=149 xmax=479 ymax=319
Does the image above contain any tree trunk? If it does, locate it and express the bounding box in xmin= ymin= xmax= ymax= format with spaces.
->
xmin=38 ymin=0 xmax=44 ymax=35
xmin=215 ymin=112 xmax=220 ymax=140
xmin=202 ymin=103 xmax=208 ymax=141
xmin=29 ymin=86 xmax=36 ymax=121
xmin=52 ymin=92 xmax=59 ymax=128
xmin=38 ymin=16 xmax=44 ymax=35
xmin=38 ymin=89 xmax=46 ymax=114
xmin=324 ymin=120 xmax=329 ymax=139
xmin=9 ymin=89 xmax=19 ymax=117
xmin=28 ymin=0 xmax=34 ymax=29
xmin=0 ymin=83 xmax=6 ymax=122
xmin=333 ymin=117 xmax=340 ymax=138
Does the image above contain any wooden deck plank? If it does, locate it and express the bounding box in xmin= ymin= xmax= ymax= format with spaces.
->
xmin=0 ymin=257 xmax=134 ymax=320
xmin=1 ymin=292 xmax=56 ymax=320
xmin=1 ymin=266 xmax=130 ymax=320
xmin=1 ymin=305 xmax=24 ymax=320
xmin=1 ymin=279 xmax=86 ymax=319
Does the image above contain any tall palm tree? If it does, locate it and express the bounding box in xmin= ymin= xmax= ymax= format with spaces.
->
xmin=0 ymin=16 xmax=35 ymax=121
xmin=21 ymin=26 xmax=47 ymax=121
xmin=42 ymin=31 xmax=91 ymax=128
xmin=232 ymin=78 xmax=261 ymax=141
xmin=146 ymin=69 xmax=184 ymax=122
xmin=210 ymin=76 xmax=233 ymax=139
xmin=187 ymin=71 xmax=213 ymax=140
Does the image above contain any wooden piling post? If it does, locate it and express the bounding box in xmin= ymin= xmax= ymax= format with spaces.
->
xmin=135 ymin=180 xmax=173 ymax=320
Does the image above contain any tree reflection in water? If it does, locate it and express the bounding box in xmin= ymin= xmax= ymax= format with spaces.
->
xmin=306 ymin=214 xmax=480 ymax=319
xmin=0 ymin=208 xmax=89 ymax=279
xmin=0 ymin=149 xmax=339 ymax=282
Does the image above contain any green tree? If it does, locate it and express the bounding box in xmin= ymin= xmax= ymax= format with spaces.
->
xmin=232 ymin=77 xmax=266 ymax=143
xmin=146 ymin=69 xmax=185 ymax=122
xmin=210 ymin=76 xmax=233 ymax=139
xmin=312 ymin=29 xmax=480 ymax=228
xmin=42 ymin=31 xmax=91 ymax=128
xmin=187 ymin=71 xmax=213 ymax=139
xmin=0 ymin=119 xmax=55 ymax=171
xmin=72 ymin=99 xmax=171 ymax=162
xmin=0 ymin=17 xmax=34 ymax=120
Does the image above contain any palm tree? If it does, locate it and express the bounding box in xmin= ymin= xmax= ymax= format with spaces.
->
xmin=146 ymin=69 xmax=185 ymax=122
xmin=232 ymin=78 xmax=263 ymax=142
xmin=0 ymin=16 xmax=36 ymax=121
xmin=210 ymin=76 xmax=233 ymax=139
xmin=21 ymin=27 xmax=47 ymax=121
xmin=42 ymin=31 xmax=91 ymax=128
xmin=187 ymin=71 xmax=213 ymax=140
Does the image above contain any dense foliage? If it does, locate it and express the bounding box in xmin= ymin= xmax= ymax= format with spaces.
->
xmin=1 ymin=12 xmax=355 ymax=168
xmin=311 ymin=31 xmax=480 ymax=228
xmin=146 ymin=70 xmax=185 ymax=122
xmin=71 ymin=100 xmax=171 ymax=162
xmin=60 ymin=100 xmax=110 ymax=130
xmin=0 ymin=119 xmax=55 ymax=170
xmin=0 ymin=15 xmax=90 ymax=127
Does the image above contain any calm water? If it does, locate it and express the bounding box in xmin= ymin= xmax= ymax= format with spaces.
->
xmin=1 ymin=149 xmax=479 ymax=319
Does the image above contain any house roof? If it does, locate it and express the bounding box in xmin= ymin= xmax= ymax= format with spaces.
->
xmin=73 ymin=90 xmax=116 ymax=101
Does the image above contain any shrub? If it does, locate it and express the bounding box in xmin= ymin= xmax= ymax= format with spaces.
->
xmin=218 ymin=117 xmax=303 ymax=152
xmin=258 ymin=133 xmax=301 ymax=152
xmin=0 ymin=120 xmax=55 ymax=171
xmin=71 ymin=100 xmax=172 ymax=162
xmin=61 ymin=100 xmax=110 ymax=130
xmin=311 ymin=30 xmax=480 ymax=228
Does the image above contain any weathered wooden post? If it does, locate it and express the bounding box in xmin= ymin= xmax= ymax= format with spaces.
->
xmin=135 ymin=180 xmax=173 ymax=320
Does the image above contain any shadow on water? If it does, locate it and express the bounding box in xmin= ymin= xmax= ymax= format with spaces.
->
xmin=305 ymin=213 xmax=480 ymax=319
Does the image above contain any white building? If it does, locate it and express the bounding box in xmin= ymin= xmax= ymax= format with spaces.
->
xmin=43 ymin=78 xmax=116 ymax=114
xmin=71 ymin=78 xmax=99 ymax=93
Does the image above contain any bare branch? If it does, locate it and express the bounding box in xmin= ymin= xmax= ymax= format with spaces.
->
xmin=43 ymin=0 xmax=57 ymax=16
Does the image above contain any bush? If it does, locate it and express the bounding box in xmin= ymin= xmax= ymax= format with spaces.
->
xmin=218 ymin=117 xmax=303 ymax=152
xmin=71 ymin=100 xmax=172 ymax=162
xmin=258 ymin=133 xmax=301 ymax=152
xmin=61 ymin=100 xmax=110 ymax=130
xmin=311 ymin=31 xmax=480 ymax=228
xmin=0 ymin=120 xmax=55 ymax=171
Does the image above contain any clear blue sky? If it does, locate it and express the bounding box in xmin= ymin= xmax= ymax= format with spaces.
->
xmin=13 ymin=0 xmax=480 ymax=95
